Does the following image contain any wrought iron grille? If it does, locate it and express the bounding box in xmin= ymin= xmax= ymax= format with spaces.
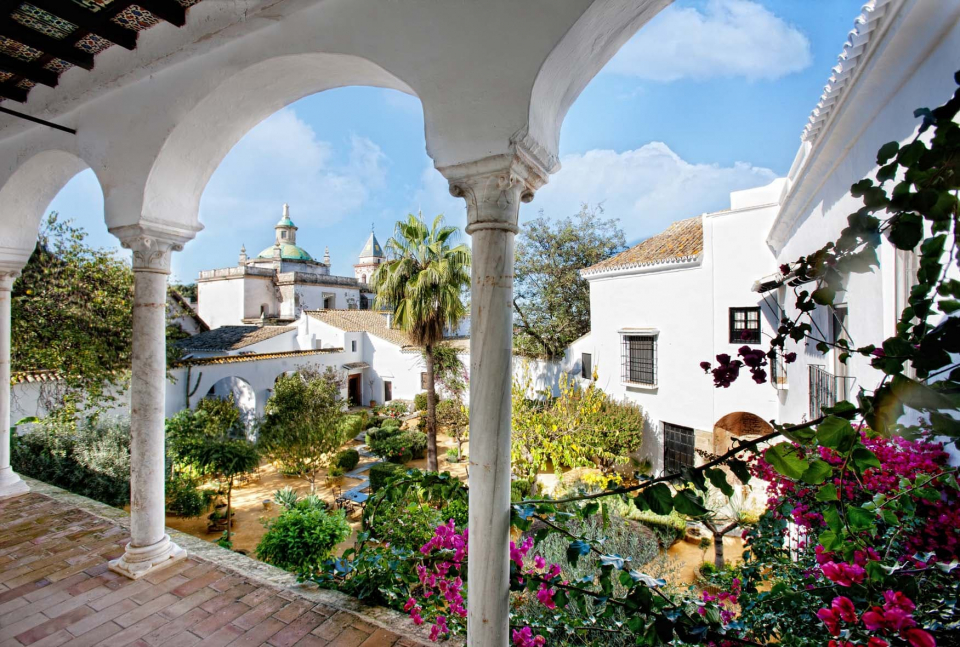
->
xmin=729 ymin=307 xmax=761 ymax=344
xmin=809 ymin=365 xmax=837 ymax=419
xmin=664 ymin=422 xmax=695 ymax=473
xmin=621 ymin=335 xmax=657 ymax=385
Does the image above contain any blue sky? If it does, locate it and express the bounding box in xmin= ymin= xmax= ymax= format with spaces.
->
xmin=48 ymin=0 xmax=863 ymax=284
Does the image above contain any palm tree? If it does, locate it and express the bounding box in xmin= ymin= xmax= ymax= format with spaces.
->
xmin=372 ymin=214 xmax=471 ymax=471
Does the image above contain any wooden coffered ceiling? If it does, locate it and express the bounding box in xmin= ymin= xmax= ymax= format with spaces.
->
xmin=0 ymin=0 xmax=203 ymax=104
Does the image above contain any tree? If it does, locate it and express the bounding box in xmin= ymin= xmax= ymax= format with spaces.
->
xmin=436 ymin=399 xmax=468 ymax=462
xmin=373 ymin=214 xmax=471 ymax=471
xmin=514 ymin=205 xmax=626 ymax=358
xmin=12 ymin=213 xmax=134 ymax=416
xmin=257 ymin=367 xmax=349 ymax=491
xmin=188 ymin=436 xmax=259 ymax=543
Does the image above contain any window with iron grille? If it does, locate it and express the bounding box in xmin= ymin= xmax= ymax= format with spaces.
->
xmin=809 ymin=364 xmax=838 ymax=419
xmin=663 ymin=422 xmax=695 ymax=473
xmin=621 ymin=335 xmax=657 ymax=386
xmin=581 ymin=353 xmax=592 ymax=379
xmin=729 ymin=307 xmax=761 ymax=344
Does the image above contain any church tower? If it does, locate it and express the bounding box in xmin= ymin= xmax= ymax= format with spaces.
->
xmin=275 ymin=203 xmax=297 ymax=245
xmin=354 ymin=226 xmax=385 ymax=285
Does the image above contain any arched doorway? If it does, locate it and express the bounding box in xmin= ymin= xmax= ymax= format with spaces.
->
xmin=203 ymin=376 xmax=257 ymax=439
xmin=713 ymin=411 xmax=774 ymax=456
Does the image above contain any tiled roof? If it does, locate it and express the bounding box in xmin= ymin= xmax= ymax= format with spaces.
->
xmin=581 ymin=215 xmax=703 ymax=276
xmin=171 ymin=348 xmax=343 ymax=368
xmin=801 ymin=0 xmax=895 ymax=145
xmin=174 ymin=325 xmax=295 ymax=352
xmin=307 ymin=310 xmax=414 ymax=348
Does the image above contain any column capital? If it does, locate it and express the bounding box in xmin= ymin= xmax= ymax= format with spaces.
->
xmin=438 ymin=140 xmax=552 ymax=235
xmin=0 ymin=270 xmax=20 ymax=292
xmin=109 ymin=223 xmax=197 ymax=274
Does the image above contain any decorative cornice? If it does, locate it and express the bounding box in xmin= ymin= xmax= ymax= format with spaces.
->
xmin=109 ymin=223 xmax=198 ymax=274
xmin=0 ymin=247 xmax=32 ymax=274
xmin=580 ymin=255 xmax=702 ymax=280
xmin=800 ymin=0 xmax=896 ymax=146
xmin=0 ymin=269 xmax=20 ymax=291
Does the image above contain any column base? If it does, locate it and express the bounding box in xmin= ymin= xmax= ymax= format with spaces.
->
xmin=109 ymin=534 xmax=186 ymax=580
xmin=0 ymin=468 xmax=29 ymax=499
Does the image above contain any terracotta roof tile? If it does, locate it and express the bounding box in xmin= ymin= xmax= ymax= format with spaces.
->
xmin=306 ymin=310 xmax=414 ymax=348
xmin=174 ymin=325 xmax=295 ymax=352
xmin=581 ymin=215 xmax=703 ymax=276
xmin=171 ymin=348 xmax=343 ymax=368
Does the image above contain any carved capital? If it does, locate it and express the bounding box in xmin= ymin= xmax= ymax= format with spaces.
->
xmin=0 ymin=269 xmax=20 ymax=292
xmin=440 ymin=140 xmax=552 ymax=235
xmin=110 ymin=224 xmax=195 ymax=274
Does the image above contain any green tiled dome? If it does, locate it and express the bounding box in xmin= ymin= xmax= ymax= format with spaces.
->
xmin=255 ymin=243 xmax=314 ymax=261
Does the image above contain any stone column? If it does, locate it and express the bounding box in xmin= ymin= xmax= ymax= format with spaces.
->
xmin=109 ymin=226 xmax=190 ymax=579
xmin=0 ymin=267 xmax=29 ymax=499
xmin=443 ymin=150 xmax=548 ymax=647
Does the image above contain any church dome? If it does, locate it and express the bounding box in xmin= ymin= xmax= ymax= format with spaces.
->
xmin=255 ymin=243 xmax=314 ymax=261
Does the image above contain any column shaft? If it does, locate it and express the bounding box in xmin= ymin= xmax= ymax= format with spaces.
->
xmin=0 ymin=271 xmax=29 ymax=498
xmin=467 ymin=227 xmax=514 ymax=646
xmin=109 ymin=229 xmax=187 ymax=579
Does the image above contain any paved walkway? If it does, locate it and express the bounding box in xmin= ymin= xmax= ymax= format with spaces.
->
xmin=0 ymin=493 xmax=424 ymax=647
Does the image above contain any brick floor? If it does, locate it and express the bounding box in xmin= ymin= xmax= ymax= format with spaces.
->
xmin=0 ymin=494 xmax=417 ymax=647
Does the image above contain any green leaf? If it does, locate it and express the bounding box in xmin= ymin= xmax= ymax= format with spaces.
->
xmin=819 ymin=529 xmax=842 ymax=551
xmin=765 ymin=443 xmax=809 ymax=480
xmin=705 ymin=468 xmax=734 ymax=497
xmin=847 ymin=506 xmax=875 ymax=530
xmin=644 ymin=483 xmax=674 ymax=516
xmin=851 ymin=447 xmax=882 ymax=472
xmin=728 ymin=459 xmax=752 ymax=485
xmin=823 ymin=506 xmax=842 ymax=533
xmin=811 ymin=286 xmax=835 ymax=306
xmin=888 ymin=212 xmax=923 ymax=250
xmin=877 ymin=141 xmax=900 ymax=164
xmin=672 ymin=489 xmax=708 ymax=517
xmin=816 ymin=416 xmax=857 ymax=453
xmin=801 ymin=459 xmax=833 ymax=485
xmin=816 ymin=483 xmax=838 ymax=502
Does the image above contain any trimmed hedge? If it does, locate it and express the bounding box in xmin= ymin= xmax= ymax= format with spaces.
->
xmin=369 ymin=462 xmax=405 ymax=492
xmin=333 ymin=449 xmax=360 ymax=471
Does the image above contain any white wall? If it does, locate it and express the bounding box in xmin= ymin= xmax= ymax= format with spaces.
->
xmin=769 ymin=2 xmax=960 ymax=425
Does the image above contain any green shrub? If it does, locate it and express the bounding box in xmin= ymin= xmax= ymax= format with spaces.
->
xmin=365 ymin=416 xmax=383 ymax=430
xmin=328 ymin=465 xmax=345 ymax=478
xmin=381 ymin=418 xmax=401 ymax=431
xmin=624 ymin=508 xmax=686 ymax=545
xmin=256 ymin=505 xmax=349 ymax=575
xmin=166 ymin=477 xmax=212 ymax=518
xmin=365 ymin=487 xmax=468 ymax=552
xmin=510 ymin=478 xmax=533 ymax=503
xmin=338 ymin=415 xmax=365 ymax=440
xmin=369 ymin=462 xmax=405 ymax=492
xmin=333 ymin=449 xmax=360 ymax=471
xmin=12 ymin=417 xmax=131 ymax=507
xmin=397 ymin=431 xmax=427 ymax=460
xmin=445 ymin=447 xmax=460 ymax=463
xmin=413 ymin=392 xmax=428 ymax=412
xmin=365 ymin=427 xmax=399 ymax=448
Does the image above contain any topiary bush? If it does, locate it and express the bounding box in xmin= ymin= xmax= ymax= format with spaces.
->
xmin=333 ymin=448 xmax=360 ymax=472
xmin=369 ymin=462 xmax=405 ymax=492
xmin=397 ymin=430 xmax=427 ymax=460
xmin=381 ymin=417 xmax=401 ymax=432
xmin=413 ymin=392 xmax=428 ymax=412
xmin=365 ymin=427 xmax=399 ymax=447
xmin=12 ymin=417 xmax=131 ymax=507
xmin=256 ymin=500 xmax=350 ymax=575
xmin=166 ymin=476 xmax=213 ymax=518
xmin=510 ymin=478 xmax=533 ymax=503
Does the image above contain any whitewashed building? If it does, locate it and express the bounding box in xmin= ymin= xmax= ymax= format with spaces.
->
xmin=196 ymin=204 xmax=378 ymax=329
xmin=576 ymin=181 xmax=784 ymax=474
xmin=575 ymin=0 xmax=960 ymax=475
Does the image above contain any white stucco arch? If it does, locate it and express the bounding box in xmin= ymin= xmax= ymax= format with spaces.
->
xmin=0 ymin=149 xmax=101 ymax=265
xmin=141 ymin=53 xmax=416 ymax=233
xmin=203 ymin=375 xmax=257 ymax=436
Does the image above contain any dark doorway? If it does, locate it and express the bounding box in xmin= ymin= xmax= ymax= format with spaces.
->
xmin=348 ymin=374 xmax=362 ymax=406
xmin=384 ymin=381 xmax=392 ymax=402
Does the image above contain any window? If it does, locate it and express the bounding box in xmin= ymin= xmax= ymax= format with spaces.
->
xmin=621 ymin=335 xmax=657 ymax=386
xmin=384 ymin=381 xmax=392 ymax=402
xmin=729 ymin=307 xmax=761 ymax=344
xmin=663 ymin=422 xmax=695 ymax=473
xmin=281 ymin=231 xmax=287 ymax=239
xmin=581 ymin=353 xmax=592 ymax=379
xmin=421 ymin=372 xmax=429 ymax=389
xmin=351 ymin=340 xmax=357 ymax=352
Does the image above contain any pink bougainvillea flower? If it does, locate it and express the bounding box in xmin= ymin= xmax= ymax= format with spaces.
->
xmin=817 ymin=607 xmax=841 ymax=636
xmin=831 ymin=596 xmax=858 ymax=623
xmin=867 ymin=638 xmax=889 ymax=647
xmin=536 ymin=583 xmax=557 ymax=610
xmin=902 ymin=628 xmax=936 ymax=647
xmin=821 ymin=561 xmax=866 ymax=586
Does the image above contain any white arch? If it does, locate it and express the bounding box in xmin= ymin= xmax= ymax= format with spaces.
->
xmin=203 ymin=375 xmax=258 ymax=438
xmin=0 ymin=150 xmax=101 ymax=264
xmin=141 ymin=53 xmax=416 ymax=233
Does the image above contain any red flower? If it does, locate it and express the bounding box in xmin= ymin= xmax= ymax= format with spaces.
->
xmin=902 ymin=628 xmax=935 ymax=647
xmin=831 ymin=596 xmax=858 ymax=623
xmin=817 ymin=607 xmax=841 ymax=636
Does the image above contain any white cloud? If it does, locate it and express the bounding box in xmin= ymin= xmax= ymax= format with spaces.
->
xmin=199 ymin=109 xmax=387 ymax=233
xmin=522 ymin=142 xmax=777 ymax=240
xmin=606 ymin=0 xmax=811 ymax=82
